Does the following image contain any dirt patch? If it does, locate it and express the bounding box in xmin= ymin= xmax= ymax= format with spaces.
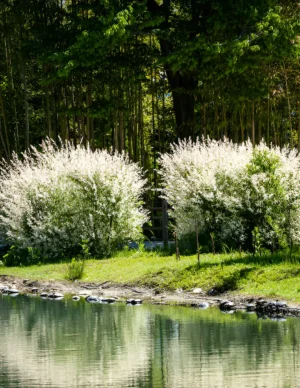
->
xmin=1 ymin=274 xmax=300 ymax=310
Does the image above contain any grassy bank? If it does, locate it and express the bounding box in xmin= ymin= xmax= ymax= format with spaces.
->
xmin=1 ymin=250 xmax=300 ymax=302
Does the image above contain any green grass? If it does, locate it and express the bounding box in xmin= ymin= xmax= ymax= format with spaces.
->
xmin=1 ymin=249 xmax=300 ymax=302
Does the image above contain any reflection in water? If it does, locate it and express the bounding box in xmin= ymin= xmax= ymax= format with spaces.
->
xmin=0 ymin=295 xmax=300 ymax=387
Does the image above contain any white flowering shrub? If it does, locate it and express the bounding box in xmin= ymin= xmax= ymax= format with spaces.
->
xmin=159 ymin=138 xmax=300 ymax=252
xmin=0 ymin=139 xmax=148 ymax=262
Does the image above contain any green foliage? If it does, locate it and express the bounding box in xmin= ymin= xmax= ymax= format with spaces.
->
xmin=0 ymin=0 xmax=299 ymax=166
xmin=252 ymin=227 xmax=262 ymax=255
xmin=161 ymin=139 xmax=300 ymax=254
xmin=241 ymin=148 xmax=288 ymax=249
xmin=3 ymin=246 xmax=41 ymax=267
xmin=65 ymin=258 xmax=85 ymax=281
xmin=80 ymin=239 xmax=91 ymax=260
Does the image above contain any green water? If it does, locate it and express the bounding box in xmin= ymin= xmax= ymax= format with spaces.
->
xmin=0 ymin=295 xmax=300 ymax=388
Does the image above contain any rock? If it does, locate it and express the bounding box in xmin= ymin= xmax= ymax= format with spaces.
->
xmin=48 ymin=292 xmax=64 ymax=299
xmin=126 ymin=299 xmax=142 ymax=305
xmin=275 ymin=300 xmax=287 ymax=307
xmin=0 ymin=285 xmax=8 ymax=293
xmin=8 ymin=288 xmax=19 ymax=294
xmin=27 ymin=281 xmax=38 ymax=287
xmin=207 ymin=288 xmax=218 ymax=296
xmin=86 ymin=295 xmax=99 ymax=303
xmin=225 ymin=301 xmax=235 ymax=309
xmin=220 ymin=300 xmax=235 ymax=310
xmin=256 ymin=299 xmax=267 ymax=306
xmin=40 ymin=292 xmax=48 ymax=298
xmin=175 ymin=288 xmax=183 ymax=294
xmin=246 ymin=303 xmax=256 ymax=311
xmin=219 ymin=300 xmax=229 ymax=307
xmin=31 ymin=288 xmax=39 ymax=293
xmin=198 ymin=301 xmax=209 ymax=309
xmin=72 ymin=296 xmax=80 ymax=301
xmin=101 ymin=297 xmax=116 ymax=304
xmin=193 ymin=288 xmax=203 ymax=294
xmin=266 ymin=302 xmax=276 ymax=310
xmin=9 ymin=292 xmax=19 ymax=297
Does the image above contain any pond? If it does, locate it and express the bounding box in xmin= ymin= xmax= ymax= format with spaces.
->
xmin=0 ymin=295 xmax=300 ymax=387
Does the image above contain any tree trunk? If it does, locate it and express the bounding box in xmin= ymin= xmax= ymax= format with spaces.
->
xmin=4 ymin=37 xmax=19 ymax=150
xmin=20 ymin=57 xmax=29 ymax=149
xmin=258 ymin=109 xmax=262 ymax=142
xmin=86 ymin=83 xmax=94 ymax=150
xmin=139 ymin=83 xmax=144 ymax=166
xmin=214 ymin=105 xmax=219 ymax=139
xmin=0 ymin=86 xmax=10 ymax=158
xmin=160 ymin=39 xmax=196 ymax=140
xmin=165 ymin=67 xmax=196 ymax=140
xmin=222 ymin=104 xmax=227 ymax=138
xmin=240 ymin=105 xmax=245 ymax=143
xmin=119 ymin=110 xmax=124 ymax=151
xmin=251 ymin=102 xmax=255 ymax=146
xmin=203 ymin=103 xmax=207 ymax=138
xmin=298 ymin=103 xmax=300 ymax=152
xmin=283 ymin=64 xmax=293 ymax=147
xmin=71 ymin=80 xmax=76 ymax=145
xmin=147 ymin=0 xmax=196 ymax=140
xmin=0 ymin=117 xmax=9 ymax=160
xmin=267 ymin=97 xmax=270 ymax=146
xmin=45 ymin=86 xmax=52 ymax=138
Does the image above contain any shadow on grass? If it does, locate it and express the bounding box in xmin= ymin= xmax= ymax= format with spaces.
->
xmin=139 ymin=260 xmax=257 ymax=293
xmin=184 ymin=251 xmax=300 ymax=270
xmin=223 ymin=251 xmax=300 ymax=267
xmin=139 ymin=249 xmax=300 ymax=292
xmin=187 ymin=263 xmax=256 ymax=292
xmin=213 ymin=267 xmax=255 ymax=292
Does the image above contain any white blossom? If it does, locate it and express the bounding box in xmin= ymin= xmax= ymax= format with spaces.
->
xmin=0 ymin=139 xmax=148 ymax=258
xmin=159 ymin=138 xmax=300 ymax=249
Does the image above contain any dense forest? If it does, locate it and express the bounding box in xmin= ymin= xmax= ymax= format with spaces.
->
xmin=0 ymin=0 xmax=299 ymax=185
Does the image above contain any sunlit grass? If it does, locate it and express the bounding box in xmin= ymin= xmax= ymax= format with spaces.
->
xmin=1 ymin=249 xmax=300 ymax=302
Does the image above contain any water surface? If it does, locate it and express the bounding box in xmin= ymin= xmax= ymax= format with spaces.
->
xmin=0 ymin=295 xmax=300 ymax=387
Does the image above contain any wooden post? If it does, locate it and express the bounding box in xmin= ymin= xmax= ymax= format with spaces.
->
xmin=196 ymin=219 xmax=200 ymax=267
xmin=252 ymin=101 xmax=255 ymax=146
xmin=174 ymin=231 xmax=180 ymax=261
xmin=162 ymin=199 xmax=168 ymax=249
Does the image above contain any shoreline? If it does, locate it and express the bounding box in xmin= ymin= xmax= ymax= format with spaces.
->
xmin=1 ymin=274 xmax=300 ymax=318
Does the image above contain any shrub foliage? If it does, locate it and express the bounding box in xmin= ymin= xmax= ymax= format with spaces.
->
xmin=159 ymin=138 xmax=300 ymax=252
xmin=0 ymin=139 xmax=148 ymax=262
xmin=66 ymin=258 xmax=85 ymax=281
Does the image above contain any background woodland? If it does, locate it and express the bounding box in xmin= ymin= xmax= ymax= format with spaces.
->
xmin=0 ymin=0 xmax=299 ymax=196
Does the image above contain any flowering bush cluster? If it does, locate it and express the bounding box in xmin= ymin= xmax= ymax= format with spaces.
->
xmin=159 ymin=138 xmax=300 ymax=252
xmin=0 ymin=139 xmax=148 ymax=261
